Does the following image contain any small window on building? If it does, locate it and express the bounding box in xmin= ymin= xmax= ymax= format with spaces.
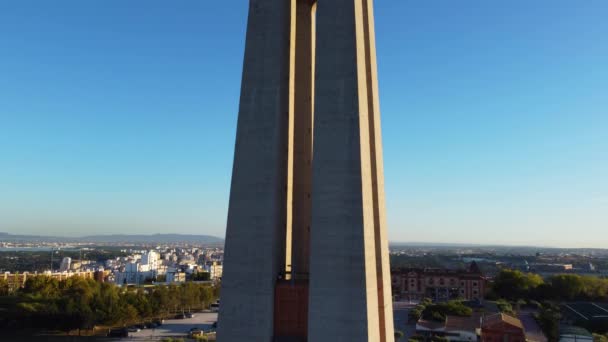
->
xmin=461 ymin=281 xmax=465 ymax=287
xmin=473 ymin=281 xmax=478 ymax=287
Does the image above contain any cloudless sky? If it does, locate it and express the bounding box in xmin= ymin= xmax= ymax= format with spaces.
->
xmin=0 ymin=1 xmax=606 ymax=247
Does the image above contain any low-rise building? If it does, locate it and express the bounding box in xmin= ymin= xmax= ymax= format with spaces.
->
xmin=392 ymin=262 xmax=487 ymax=301
xmin=166 ymin=269 xmax=186 ymax=283
xmin=416 ymin=314 xmax=482 ymax=342
xmin=59 ymin=257 xmax=71 ymax=272
xmin=481 ymin=313 xmax=525 ymax=342
xmin=204 ymin=261 xmax=223 ymax=281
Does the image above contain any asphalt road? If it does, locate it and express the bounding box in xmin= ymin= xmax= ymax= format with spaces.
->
xmin=393 ymin=302 xmax=417 ymax=340
xmin=113 ymin=306 xmax=415 ymax=341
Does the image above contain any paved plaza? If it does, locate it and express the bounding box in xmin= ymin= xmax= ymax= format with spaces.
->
xmin=115 ymin=312 xmax=218 ymax=340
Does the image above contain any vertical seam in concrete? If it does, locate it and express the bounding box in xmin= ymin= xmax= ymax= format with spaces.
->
xmin=219 ymin=1 xmax=293 ymax=340
xmin=361 ymin=0 xmax=385 ymax=340
xmin=291 ymin=0 xmax=314 ymax=279
xmin=353 ymin=0 xmax=381 ymax=340
xmin=285 ymin=0 xmax=297 ymax=278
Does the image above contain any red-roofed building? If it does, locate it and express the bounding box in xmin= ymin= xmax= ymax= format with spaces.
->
xmin=481 ymin=313 xmax=526 ymax=342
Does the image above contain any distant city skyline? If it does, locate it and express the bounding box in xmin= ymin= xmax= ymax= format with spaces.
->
xmin=1 ymin=1 xmax=607 ymax=248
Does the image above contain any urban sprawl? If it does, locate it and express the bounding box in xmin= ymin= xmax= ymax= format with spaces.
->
xmin=1 ymin=239 xmax=608 ymax=341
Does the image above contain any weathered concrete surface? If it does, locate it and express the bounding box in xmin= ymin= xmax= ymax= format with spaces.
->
xmin=308 ymin=0 xmax=394 ymax=341
xmin=361 ymin=0 xmax=396 ymax=340
xmin=217 ymin=1 xmax=292 ymax=341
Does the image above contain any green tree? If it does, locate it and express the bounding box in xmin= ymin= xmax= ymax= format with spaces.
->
xmin=431 ymin=336 xmax=448 ymax=342
xmin=550 ymin=275 xmax=584 ymax=300
xmin=422 ymin=300 xmax=472 ymax=322
xmin=191 ymin=272 xmax=210 ymax=281
xmin=1 ymin=277 xmax=220 ymax=334
xmin=593 ymin=333 xmax=608 ymax=342
xmin=492 ymin=269 xmax=544 ymax=300
xmin=21 ymin=275 xmax=61 ymax=299
xmin=119 ymin=304 xmax=139 ymax=325
xmin=496 ymin=299 xmax=515 ymax=315
xmin=0 ymin=278 xmax=10 ymax=296
xmin=409 ymin=307 xmax=423 ymax=322
xmin=535 ymin=303 xmax=560 ymax=342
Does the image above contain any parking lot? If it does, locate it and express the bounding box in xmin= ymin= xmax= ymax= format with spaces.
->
xmin=118 ymin=312 xmax=218 ymax=340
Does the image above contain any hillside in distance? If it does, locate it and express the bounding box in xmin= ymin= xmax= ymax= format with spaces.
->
xmin=81 ymin=233 xmax=224 ymax=244
xmin=0 ymin=232 xmax=224 ymax=245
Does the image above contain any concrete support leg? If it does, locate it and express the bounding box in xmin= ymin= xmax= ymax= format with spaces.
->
xmin=217 ymin=0 xmax=292 ymax=341
xmin=308 ymin=0 xmax=393 ymax=341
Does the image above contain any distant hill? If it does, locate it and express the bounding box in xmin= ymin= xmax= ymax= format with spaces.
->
xmin=0 ymin=232 xmax=67 ymax=242
xmin=0 ymin=232 xmax=224 ymax=245
xmin=81 ymin=234 xmax=224 ymax=244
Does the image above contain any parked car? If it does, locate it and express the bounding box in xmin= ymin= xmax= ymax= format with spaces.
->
xmin=145 ymin=321 xmax=158 ymax=328
xmin=107 ymin=328 xmax=128 ymax=337
xmin=154 ymin=319 xmax=164 ymax=326
xmin=136 ymin=323 xmax=146 ymax=330
xmin=211 ymin=321 xmax=217 ymax=329
xmin=186 ymin=312 xmax=195 ymax=318
xmin=189 ymin=327 xmax=203 ymax=338
xmin=127 ymin=326 xmax=140 ymax=333
xmin=175 ymin=313 xmax=186 ymax=319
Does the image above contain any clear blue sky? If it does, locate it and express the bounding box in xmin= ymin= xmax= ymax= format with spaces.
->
xmin=1 ymin=1 xmax=606 ymax=247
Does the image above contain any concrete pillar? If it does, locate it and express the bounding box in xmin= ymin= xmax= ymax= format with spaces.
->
xmin=308 ymin=0 xmax=394 ymax=341
xmin=217 ymin=0 xmax=292 ymax=340
xmin=219 ymin=0 xmax=394 ymax=341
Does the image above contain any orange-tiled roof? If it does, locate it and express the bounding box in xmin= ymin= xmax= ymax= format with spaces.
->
xmin=445 ymin=313 xmax=482 ymax=332
xmin=482 ymin=313 xmax=524 ymax=329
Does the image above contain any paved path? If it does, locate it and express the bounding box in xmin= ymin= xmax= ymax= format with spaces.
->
xmin=518 ymin=310 xmax=547 ymax=342
xmin=394 ymin=302 xmax=417 ymax=341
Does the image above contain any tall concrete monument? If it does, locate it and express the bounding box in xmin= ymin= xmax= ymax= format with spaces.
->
xmin=218 ymin=0 xmax=394 ymax=341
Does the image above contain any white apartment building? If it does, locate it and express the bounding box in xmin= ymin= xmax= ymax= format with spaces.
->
xmin=59 ymin=257 xmax=71 ymax=272
xmin=204 ymin=261 xmax=223 ymax=281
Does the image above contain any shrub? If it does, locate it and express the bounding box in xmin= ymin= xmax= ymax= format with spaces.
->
xmin=422 ymin=300 xmax=472 ymax=322
xmin=496 ymin=299 xmax=515 ymax=315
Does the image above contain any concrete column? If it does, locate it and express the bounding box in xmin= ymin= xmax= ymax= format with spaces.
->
xmin=362 ymin=0 xmax=396 ymax=340
xmin=217 ymin=0 xmax=292 ymax=340
xmin=308 ymin=0 xmax=393 ymax=341
xmin=220 ymin=0 xmax=394 ymax=340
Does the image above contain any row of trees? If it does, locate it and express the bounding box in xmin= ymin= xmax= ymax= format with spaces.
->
xmin=490 ymin=269 xmax=608 ymax=301
xmin=409 ymin=298 xmax=473 ymax=322
xmin=0 ymin=275 xmax=219 ymax=335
